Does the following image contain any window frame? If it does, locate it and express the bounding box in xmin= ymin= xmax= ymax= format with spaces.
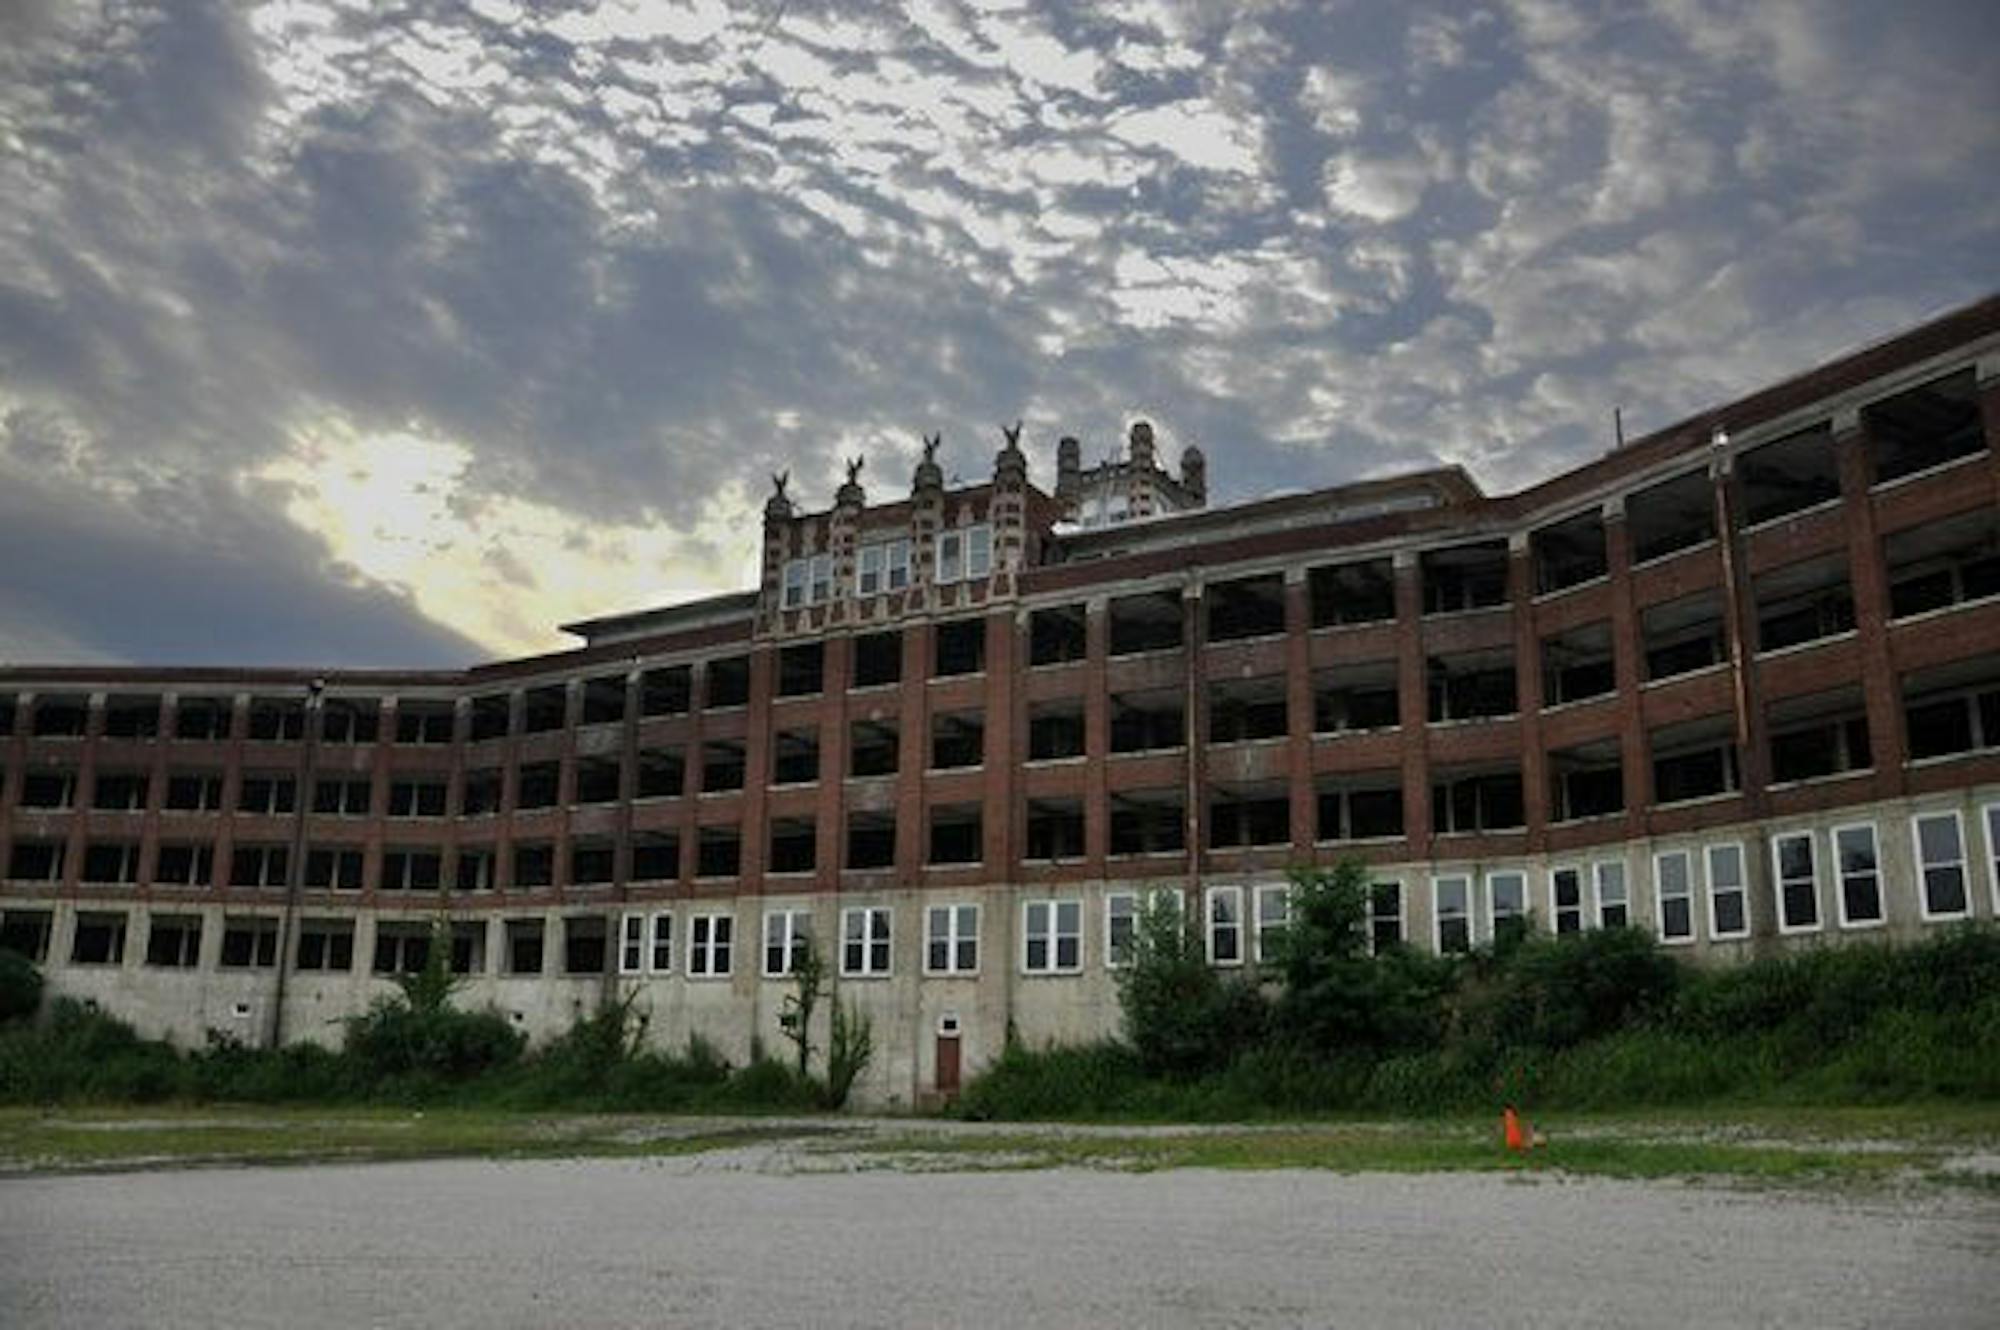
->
xmin=841 ymin=905 xmax=893 ymax=978
xmin=1772 ymin=829 xmax=1823 ymax=933
xmin=1432 ymin=874 xmax=1472 ymax=955
xmin=924 ymin=902 xmax=980 ymax=976
xmin=1831 ymin=821 xmax=1886 ymax=930
xmin=1593 ymin=860 xmax=1629 ymax=928
xmin=1486 ymin=869 xmax=1527 ymax=939
xmin=1912 ymin=810 xmax=1971 ymax=922
xmin=1549 ymin=865 xmax=1585 ymax=935
xmin=1205 ymin=884 xmax=1244 ymax=966
xmin=1368 ymin=879 xmax=1404 ymax=953
xmin=687 ymin=911 xmax=734 ymax=978
xmin=1705 ymin=841 xmax=1750 ymax=940
xmin=1653 ymin=849 xmax=1697 ymax=944
xmin=763 ymin=908 xmax=813 ymax=978
xmin=1253 ymin=882 xmax=1293 ymax=963
xmin=1021 ymin=899 xmax=1083 ymax=975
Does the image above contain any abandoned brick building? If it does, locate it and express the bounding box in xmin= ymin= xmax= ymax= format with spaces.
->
xmin=2 ymin=295 xmax=1998 ymax=1107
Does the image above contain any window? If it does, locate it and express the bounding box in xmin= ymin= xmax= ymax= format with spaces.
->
xmin=1550 ymin=867 xmax=1585 ymax=935
xmin=0 ymin=910 xmax=54 ymax=962
xmin=165 ymin=774 xmax=224 ymax=812
xmin=320 ymin=699 xmax=379 ymax=744
xmin=231 ymin=845 xmax=289 ymax=889
xmin=926 ymin=904 xmax=979 ymax=974
xmin=777 ymin=643 xmax=824 ymax=698
xmin=248 ymin=699 xmax=306 ymax=741
xmin=1772 ymin=831 xmax=1821 ymax=933
xmin=70 ymin=912 xmax=127 ymax=965
xmin=505 ymin=920 xmax=545 ymax=976
xmin=782 ymin=558 xmax=806 ymax=609
xmin=1654 ymin=850 xmax=1695 ymax=943
xmin=933 ymin=619 xmax=984 ymax=676
xmin=764 ymin=909 xmax=812 ymax=977
xmin=1832 ymin=824 xmax=1885 ymax=928
xmin=1029 ymin=604 xmax=1088 ymax=665
xmin=395 ymin=702 xmax=456 ymax=744
xmin=297 ymin=920 xmax=355 ymax=972
xmin=936 ymin=524 xmax=991 ymax=583
xmin=574 ymin=758 xmax=622 ymax=805
xmin=1706 ymin=843 xmax=1749 ymax=940
xmin=220 ymin=917 xmax=279 ymax=969
xmin=1254 ymin=883 xmax=1290 ymax=963
xmin=619 ymin=912 xmax=661 ymax=975
xmin=387 ymin=780 xmax=448 ymax=818
xmin=457 ymin=849 xmax=495 ymax=892
xmin=314 ymin=778 xmax=372 ymax=816
xmin=639 ymin=667 xmax=692 ymax=716
xmin=380 ymin=849 xmax=443 ymax=891
xmin=513 ymin=843 xmax=555 ymax=889
xmin=563 ymin=916 xmax=607 ymax=974
xmin=11 ymin=841 xmax=65 ymax=883
xmin=32 ymin=695 xmax=88 ymax=737
xmin=1369 ymin=881 xmax=1404 ymax=953
xmin=1205 ymin=886 xmax=1243 ymax=965
xmin=93 ymin=773 xmax=149 ymax=811
xmin=304 ymin=847 xmax=364 ymax=890
xmin=174 ymin=697 xmax=230 ymax=741
xmin=145 ymin=915 xmax=203 ymax=968
xmin=782 ymin=553 xmax=834 ymax=608
xmin=696 ymin=825 xmax=741 ymax=878
xmin=630 ymin=833 xmax=679 ymax=883
xmin=927 ymin=805 xmax=981 ymax=865
xmin=1913 ymin=812 xmax=1970 ymax=920
xmin=842 ymin=906 xmax=892 ymax=977
xmin=1433 ymin=876 xmax=1471 ymax=954
xmin=1107 ymin=889 xmax=1180 ymax=967
xmin=238 ymin=775 xmax=296 ymax=815
xmin=1488 ymin=871 xmax=1527 ymax=941
xmin=154 ymin=843 xmax=214 ymax=887
xmin=706 ymin=656 xmax=751 ymax=708
xmin=852 ymin=631 xmax=902 ymax=687
xmin=689 ymin=912 xmax=733 ymax=977
xmin=1022 ymin=900 xmax=1082 ymax=974
xmin=1594 ymin=860 xmax=1629 ymax=928
xmin=372 ymin=925 xmax=432 ymax=976
xmin=20 ymin=772 xmax=75 ymax=809
xmin=82 ymin=843 xmax=141 ymax=884
xmin=858 ymin=539 xmax=912 ymax=596
xmin=1987 ymin=805 xmax=2000 ymax=916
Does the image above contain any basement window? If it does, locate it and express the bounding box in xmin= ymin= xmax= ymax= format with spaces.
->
xmin=1030 ymin=603 xmax=1088 ymax=665
xmin=1426 ymin=650 xmax=1517 ymax=723
xmin=1108 ymin=790 xmax=1185 ymax=855
xmin=1316 ymin=777 xmax=1405 ymax=841
xmin=639 ymin=665 xmax=692 ymax=716
xmin=772 ymin=729 xmax=820 ymax=785
xmin=928 ymin=805 xmax=982 ymax=865
xmin=769 ymin=817 xmax=816 ymax=874
xmin=1531 ymin=510 xmax=1609 ymax=593
xmin=630 ymin=832 xmax=680 ymax=882
xmin=852 ymin=631 xmax=903 ymax=687
xmin=1108 ymin=589 xmax=1183 ymax=655
xmin=1627 ymin=470 xmax=1715 ymax=563
xmin=70 ymin=912 xmax=128 ymax=965
xmin=297 ymin=919 xmax=355 ymax=972
xmin=933 ymin=619 xmax=985 ymax=677
xmin=573 ymin=758 xmax=621 ymax=805
xmin=523 ymin=685 xmax=567 ymax=733
xmin=1208 ymin=782 xmax=1289 ymax=849
xmin=701 ymin=741 xmax=746 ymax=793
xmin=395 ymin=701 xmax=456 ymax=744
xmin=581 ymin=675 xmax=626 ymax=725
xmin=320 ymin=699 xmax=379 ymax=745
xmin=847 ymin=811 xmax=896 ymax=870
xmin=516 ymin=762 xmax=560 ymax=808
xmin=1754 ymin=554 xmax=1855 ymax=652
xmin=220 ymin=917 xmax=280 ymax=969
xmin=1025 ymin=799 xmax=1086 ymax=862
xmin=696 ymin=826 xmax=741 ymax=878
xmin=636 ymin=748 xmax=685 ymax=798
xmin=32 ymin=695 xmax=88 ymax=738
xmin=1209 ymin=676 xmax=1287 ymax=743
xmin=104 ymin=695 xmax=161 ymax=739
xmin=1208 ymin=572 xmax=1286 ymax=641
xmin=1421 ymin=541 xmax=1508 ymax=614
xmin=248 ymin=698 xmax=307 ymax=741
xmin=1642 ymin=590 xmax=1729 ymax=681
xmin=1110 ymin=689 xmax=1184 ymax=754
xmin=1737 ymin=423 xmax=1840 ymax=525
xmin=1027 ymin=700 xmax=1085 ymax=760
xmin=1865 ymin=367 xmax=1983 ymax=485
xmin=777 ymin=643 xmax=825 ymax=697
xmin=505 ymin=919 xmax=545 ymax=975
xmin=1313 ymin=661 xmax=1400 ymax=733
xmin=849 ymin=719 xmax=899 ymax=777
xmin=1542 ymin=621 xmax=1616 ymax=706
xmin=469 ymin=693 xmax=512 ymax=740
xmin=145 ymin=915 xmax=203 ymax=968
xmin=707 ymin=656 xmax=751 ymax=708
xmin=1548 ymin=740 xmax=1624 ymax=821
xmin=1431 ymin=768 xmax=1525 ymax=833
xmin=1308 ymin=558 xmax=1395 ymax=626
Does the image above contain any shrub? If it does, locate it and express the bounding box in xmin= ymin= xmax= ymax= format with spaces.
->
xmin=1463 ymin=927 xmax=1680 ymax=1052
xmin=1268 ymin=863 xmax=1451 ymax=1056
xmin=1117 ymin=894 xmax=1266 ymax=1078
xmin=0 ymin=948 xmax=42 ymax=1023
xmin=342 ymin=928 xmax=523 ymax=1088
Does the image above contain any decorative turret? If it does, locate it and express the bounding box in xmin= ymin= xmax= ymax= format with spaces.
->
xmin=760 ymin=470 xmax=797 ymax=621
xmin=1056 ymin=435 xmax=1081 ymax=503
xmin=1180 ymin=443 xmax=1206 ymax=505
xmin=835 ymin=454 xmax=867 ymax=510
xmin=1128 ymin=419 xmax=1157 ymax=471
xmin=912 ymin=431 xmax=945 ymax=495
xmin=911 ymin=431 xmax=945 ymax=597
xmin=991 ymin=421 xmax=1029 ymax=585
xmin=994 ymin=419 xmax=1028 ymax=487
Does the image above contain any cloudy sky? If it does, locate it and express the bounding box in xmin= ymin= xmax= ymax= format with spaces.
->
xmin=1 ymin=0 xmax=1995 ymax=668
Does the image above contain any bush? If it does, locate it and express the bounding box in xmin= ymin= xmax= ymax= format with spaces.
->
xmin=0 ymin=948 xmax=42 ymax=1023
xmin=1117 ymin=895 xmax=1266 ymax=1078
xmin=1269 ymin=863 xmax=1452 ymax=1055
xmin=0 ymin=999 xmax=186 ymax=1104
xmin=1462 ymin=927 xmax=1680 ymax=1052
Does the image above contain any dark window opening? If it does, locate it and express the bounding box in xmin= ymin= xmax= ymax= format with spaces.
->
xmin=1109 ymin=792 xmax=1185 ymax=855
xmin=1110 ymin=691 xmax=1184 ymax=753
xmin=1208 ymin=573 xmax=1286 ymax=641
xmin=70 ymin=913 xmax=126 ymax=965
xmin=388 ymin=779 xmax=448 ymax=818
xmin=929 ymin=711 xmax=985 ymax=770
xmin=219 ymin=918 xmax=279 ymax=969
xmin=297 ymin=921 xmax=355 ymax=972
xmin=707 ymin=656 xmax=751 ymax=708
xmin=701 ymin=741 xmax=746 ymax=793
xmin=1901 ymin=662 xmax=2000 ymax=759
xmin=631 ymin=832 xmax=680 ymax=882
xmin=1317 ymin=780 xmax=1405 ymax=840
xmin=320 ymin=699 xmax=379 ymax=745
xmin=174 ymin=697 xmax=229 ymax=741
xmin=166 ymin=772 xmax=224 ymax=811
xmin=523 ymin=685 xmax=567 ymax=733
xmin=1108 ymin=590 xmax=1183 ymax=655
xmin=303 ymin=847 xmax=363 ymax=890
xmin=852 ymin=631 xmax=903 ymax=687
xmin=32 ymin=695 xmax=88 ymax=738
xmin=145 ymin=916 xmax=203 ymax=968
xmin=1771 ymin=710 xmax=1871 ymax=782
xmin=1643 ymin=591 xmax=1728 ymax=681
xmin=847 ymin=811 xmax=896 ymax=870
xmin=1030 ymin=604 xmax=1088 ymax=665
xmin=505 ymin=920 xmax=545 ymax=975
xmin=1738 ymin=423 xmax=1839 ymax=525
xmin=1209 ymin=677 xmax=1288 ymax=743
xmin=1755 ymin=555 xmax=1855 ymax=652
xmin=570 ymin=842 xmax=615 ymax=886
xmin=1209 ymin=786 xmax=1290 ymax=848
xmin=1532 ymin=511 xmax=1609 ymax=594
xmin=21 ymin=771 xmax=75 ymax=808
xmin=697 ymin=825 xmax=741 ymax=878
xmin=395 ymin=702 xmax=456 ymax=744
xmin=82 ymin=842 xmax=141 ymax=883
xmin=1651 ymin=720 xmax=1740 ymax=802
xmin=462 ymin=769 xmax=502 ymax=816
xmin=313 ymin=777 xmax=371 ymax=816
xmin=1313 ymin=665 xmax=1400 ymax=733
xmin=1542 ymin=622 xmax=1617 ymax=706
xmin=928 ymin=806 xmax=982 ymax=865
xmin=1308 ymin=559 xmax=1395 ymax=627
xmin=636 ymin=748 xmax=685 ymax=799
xmin=1627 ymin=470 xmax=1716 ymax=564
xmin=1028 ymin=702 xmax=1085 ymax=760
xmin=447 ymin=922 xmax=485 ymax=975
xmin=512 ymin=843 xmax=555 ymax=889
xmin=469 ymin=694 xmax=511 ymax=741
xmin=1422 ymin=541 xmax=1508 ymax=614
xmin=1427 ymin=652 xmax=1517 ymax=722
xmin=769 ymin=817 xmax=816 ymax=873
xmin=248 ymin=699 xmax=306 ymax=741
xmin=371 ymin=926 xmax=431 ymax=976
xmin=456 ymin=850 xmax=495 ymax=892
xmin=92 ymin=772 xmax=150 ymax=811
xmin=230 ymin=844 xmax=288 ymax=889
xmin=777 ymin=643 xmax=825 ymax=697
xmin=154 ymin=843 xmax=214 ymax=886
xmin=563 ymin=916 xmax=607 ymax=974
xmin=1885 ymin=507 xmax=2000 ymax=619
xmin=8 ymin=842 xmax=64 ymax=882
xmin=1865 ymin=367 xmax=1983 ymax=484
xmin=1549 ymin=742 xmax=1624 ymax=821
xmin=850 ymin=720 xmax=899 ymax=778
xmin=773 ymin=729 xmax=821 ymax=785
xmin=516 ymin=762 xmax=560 ymax=809
xmin=573 ymin=758 xmax=622 ymax=805
xmin=640 ymin=665 xmax=692 ymax=716
xmin=581 ymin=675 xmax=627 ymax=725
xmin=934 ymin=619 xmax=986 ymax=677
xmin=104 ymin=696 xmax=161 ymax=739
xmin=1431 ymin=770 xmax=1525 ymax=833
xmin=1025 ymin=799 xmax=1086 ymax=861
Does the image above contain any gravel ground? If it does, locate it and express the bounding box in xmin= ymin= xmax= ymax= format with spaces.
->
xmin=2 ymin=1152 xmax=1995 ymax=1329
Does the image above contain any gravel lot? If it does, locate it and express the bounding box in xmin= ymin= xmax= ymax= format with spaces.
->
xmin=3 ymin=1151 xmax=1994 ymax=1328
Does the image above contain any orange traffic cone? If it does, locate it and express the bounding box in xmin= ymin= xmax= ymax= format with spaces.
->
xmin=1502 ymin=1105 xmax=1528 ymax=1153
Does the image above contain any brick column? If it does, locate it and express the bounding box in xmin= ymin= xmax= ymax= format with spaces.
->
xmin=1508 ymin=533 xmax=1549 ymax=845
xmin=1601 ymin=499 xmax=1652 ymax=830
xmin=814 ymin=635 xmax=851 ymax=894
xmin=1184 ymin=581 xmax=1208 ymax=895
xmin=1082 ymin=597 xmax=1110 ymax=874
xmin=739 ymin=646 xmax=775 ymax=891
xmin=982 ymin=610 xmax=1016 ymax=872
xmin=1392 ymin=552 xmax=1432 ymax=859
xmin=1833 ymin=406 xmax=1907 ymax=791
xmin=896 ymin=624 xmax=929 ymax=884
xmin=1283 ymin=571 xmax=1316 ymax=858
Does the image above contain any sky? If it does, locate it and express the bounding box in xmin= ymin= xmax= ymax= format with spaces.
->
xmin=0 ymin=0 xmax=1995 ymax=669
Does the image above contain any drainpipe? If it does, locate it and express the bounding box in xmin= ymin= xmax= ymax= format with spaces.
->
xmin=268 ymin=678 xmax=324 ymax=1049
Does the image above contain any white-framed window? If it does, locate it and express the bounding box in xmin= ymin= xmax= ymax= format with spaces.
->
xmin=1433 ymin=875 xmax=1471 ymax=954
xmin=1594 ymin=860 xmax=1629 ymax=928
xmin=1913 ymin=811 xmax=1970 ymax=920
xmin=763 ymin=908 xmax=812 ymax=977
xmin=925 ymin=903 xmax=979 ymax=974
xmin=842 ymin=905 xmax=892 ymax=977
xmin=809 ymin=553 xmax=832 ymax=604
xmin=782 ymin=560 xmax=807 ymax=609
xmin=1985 ymin=804 xmax=2000 ymax=914
xmin=1832 ymin=823 xmax=1884 ymax=928
xmin=649 ymin=912 xmax=673 ymax=973
xmin=1772 ymin=830 xmax=1822 ymax=932
xmin=858 ymin=539 xmax=912 ymax=596
xmin=1654 ymin=850 xmax=1696 ymax=943
xmin=688 ymin=912 xmax=732 ymax=977
xmin=1706 ymin=843 xmax=1749 ymax=940
xmin=1487 ymin=870 xmax=1526 ymax=938
xmin=1022 ymin=900 xmax=1082 ymax=974
xmin=1205 ymin=885 xmax=1244 ymax=965
xmin=620 ymin=913 xmax=646 ymax=975
xmin=1106 ymin=889 xmax=1180 ymax=967
xmin=1550 ymin=866 xmax=1585 ymax=935
xmin=935 ymin=524 xmax=992 ymax=584
xmin=1253 ymin=883 xmax=1291 ymax=963
xmin=1369 ymin=880 xmax=1404 ymax=953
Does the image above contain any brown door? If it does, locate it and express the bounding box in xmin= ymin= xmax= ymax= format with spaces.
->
xmin=935 ymin=1034 xmax=962 ymax=1098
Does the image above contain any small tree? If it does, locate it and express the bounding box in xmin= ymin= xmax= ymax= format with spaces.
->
xmin=778 ymin=935 xmax=827 ymax=1077
xmin=822 ymin=994 xmax=874 ymax=1109
xmin=1115 ymin=892 xmax=1265 ymax=1078
xmin=1268 ymin=861 xmax=1450 ymax=1055
xmin=0 ymin=948 xmax=43 ymax=1024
